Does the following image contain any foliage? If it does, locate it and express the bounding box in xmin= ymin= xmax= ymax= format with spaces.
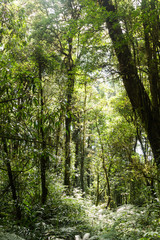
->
xmin=1 ymin=186 xmax=98 ymax=239
xmin=99 ymin=203 xmax=160 ymax=240
xmin=5 ymin=201 xmax=160 ymax=240
xmin=0 ymin=0 xmax=160 ymax=239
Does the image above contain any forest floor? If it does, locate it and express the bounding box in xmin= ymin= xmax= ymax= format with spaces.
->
xmin=1 ymin=191 xmax=160 ymax=240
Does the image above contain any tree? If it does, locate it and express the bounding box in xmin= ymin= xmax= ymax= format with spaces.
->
xmin=2 ymin=1 xmax=160 ymax=233
xmin=27 ymin=0 xmax=109 ymax=193
xmin=0 ymin=0 xmax=30 ymax=220
xmin=99 ymin=0 xmax=160 ymax=168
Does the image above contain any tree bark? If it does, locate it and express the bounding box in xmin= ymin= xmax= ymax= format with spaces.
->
xmin=101 ymin=0 xmax=160 ymax=167
xmin=142 ymin=0 xmax=160 ymax=113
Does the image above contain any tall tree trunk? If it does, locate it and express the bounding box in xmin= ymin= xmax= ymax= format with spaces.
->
xmin=96 ymin=120 xmax=111 ymax=208
xmin=72 ymin=118 xmax=81 ymax=187
xmin=86 ymin=136 xmax=91 ymax=189
xmin=142 ymin=0 xmax=160 ymax=113
xmin=64 ymin=106 xmax=72 ymax=191
xmin=101 ymin=0 xmax=160 ymax=167
xmin=3 ymin=138 xmax=21 ymax=220
xmin=64 ymin=37 xmax=75 ymax=192
xmin=80 ymin=83 xmax=87 ymax=193
xmin=39 ymin=63 xmax=48 ymax=205
xmin=80 ymin=140 xmax=85 ymax=193
xmin=64 ymin=0 xmax=81 ymax=191
xmin=54 ymin=111 xmax=63 ymax=173
xmin=55 ymin=112 xmax=63 ymax=158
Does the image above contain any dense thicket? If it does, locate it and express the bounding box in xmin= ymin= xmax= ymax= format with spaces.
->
xmin=0 ymin=0 xmax=160 ymax=239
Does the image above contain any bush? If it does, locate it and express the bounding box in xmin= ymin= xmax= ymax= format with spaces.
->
xmin=99 ymin=204 xmax=160 ymax=240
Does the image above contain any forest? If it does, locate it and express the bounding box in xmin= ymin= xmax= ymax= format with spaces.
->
xmin=0 ymin=0 xmax=160 ymax=239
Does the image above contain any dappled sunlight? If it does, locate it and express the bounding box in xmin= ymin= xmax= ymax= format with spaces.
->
xmin=0 ymin=0 xmax=160 ymax=239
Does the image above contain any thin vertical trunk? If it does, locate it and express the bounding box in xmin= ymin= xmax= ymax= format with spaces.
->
xmin=55 ymin=112 xmax=63 ymax=157
xmin=136 ymin=128 xmax=147 ymax=163
xmin=3 ymin=138 xmax=21 ymax=220
xmin=40 ymin=123 xmax=48 ymax=204
xmin=64 ymin=37 xmax=74 ymax=192
xmin=86 ymin=136 xmax=91 ymax=188
xmin=80 ymin=83 xmax=87 ymax=193
xmin=80 ymin=142 xmax=85 ymax=193
xmin=74 ymin=130 xmax=79 ymax=187
xmin=72 ymin=118 xmax=80 ymax=187
xmin=96 ymin=121 xmax=111 ymax=208
xmin=64 ymin=109 xmax=72 ymax=191
xmin=54 ymin=111 xmax=63 ymax=173
xmin=96 ymin=173 xmax=100 ymax=206
xmin=39 ymin=63 xmax=48 ymax=205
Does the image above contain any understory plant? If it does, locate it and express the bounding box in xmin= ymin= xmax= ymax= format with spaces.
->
xmin=100 ymin=203 xmax=160 ymax=240
xmin=1 ymin=184 xmax=160 ymax=240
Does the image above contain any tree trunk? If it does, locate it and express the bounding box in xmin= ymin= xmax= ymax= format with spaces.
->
xmin=101 ymin=0 xmax=160 ymax=167
xmin=3 ymin=138 xmax=21 ymax=220
xmin=64 ymin=37 xmax=75 ymax=192
xmin=86 ymin=137 xmax=91 ymax=188
xmin=72 ymin=118 xmax=81 ymax=187
xmin=96 ymin=120 xmax=111 ymax=208
xmin=39 ymin=63 xmax=48 ymax=205
xmin=64 ymin=108 xmax=72 ymax=191
xmin=80 ymin=83 xmax=87 ymax=193
xmin=55 ymin=111 xmax=63 ymax=158
xmin=96 ymin=173 xmax=100 ymax=206
xmin=54 ymin=111 xmax=63 ymax=173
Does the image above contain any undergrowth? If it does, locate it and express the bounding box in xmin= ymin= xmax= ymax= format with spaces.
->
xmin=99 ymin=203 xmax=160 ymax=240
xmin=1 ymin=184 xmax=160 ymax=240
